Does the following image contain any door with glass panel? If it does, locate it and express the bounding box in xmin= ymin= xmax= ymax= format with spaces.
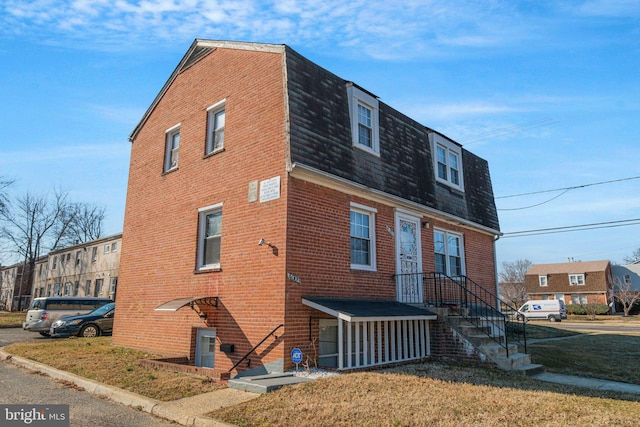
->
xmin=395 ymin=213 xmax=422 ymax=303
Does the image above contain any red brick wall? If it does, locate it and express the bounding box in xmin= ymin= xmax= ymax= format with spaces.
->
xmin=113 ymin=47 xmax=289 ymax=373
xmin=283 ymin=179 xmax=498 ymax=368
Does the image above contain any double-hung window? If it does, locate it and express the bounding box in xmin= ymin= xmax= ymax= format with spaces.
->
xmin=197 ymin=204 xmax=222 ymax=270
xmin=350 ymin=203 xmax=376 ymax=270
xmin=206 ymin=100 xmax=225 ymax=155
xmin=347 ymin=84 xmax=380 ymax=156
xmin=539 ymin=276 xmax=548 ymax=287
xmin=164 ymin=124 xmax=180 ymax=172
xmin=569 ymin=274 xmax=585 ymax=286
xmin=432 ymin=134 xmax=463 ymax=190
xmin=434 ymin=229 xmax=464 ymax=276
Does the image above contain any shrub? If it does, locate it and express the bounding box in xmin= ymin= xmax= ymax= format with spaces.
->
xmin=566 ymin=304 xmax=610 ymax=317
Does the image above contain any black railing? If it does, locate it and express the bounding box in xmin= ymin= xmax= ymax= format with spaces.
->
xmin=228 ymin=324 xmax=284 ymax=373
xmin=394 ymin=272 xmax=527 ymax=356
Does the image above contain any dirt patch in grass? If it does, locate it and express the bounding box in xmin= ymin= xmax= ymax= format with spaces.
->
xmin=529 ymin=334 xmax=640 ymax=384
xmin=5 ymin=337 xmax=226 ymax=401
xmin=0 ymin=312 xmax=25 ymax=328
xmin=210 ymin=361 xmax=640 ymax=426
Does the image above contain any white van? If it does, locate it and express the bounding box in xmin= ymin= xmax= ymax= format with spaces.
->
xmin=516 ymin=299 xmax=567 ymax=322
xmin=23 ymin=297 xmax=112 ymax=336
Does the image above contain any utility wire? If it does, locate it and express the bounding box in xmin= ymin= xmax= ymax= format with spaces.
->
xmin=501 ymin=218 xmax=640 ymax=238
xmin=496 ymin=175 xmax=640 ymax=199
xmin=497 ymin=189 xmax=571 ymax=211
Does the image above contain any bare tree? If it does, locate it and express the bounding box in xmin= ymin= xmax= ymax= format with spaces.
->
xmin=498 ymin=259 xmax=532 ymax=308
xmin=613 ymin=276 xmax=640 ymax=317
xmin=0 ymin=177 xmax=14 ymax=214
xmin=0 ymin=189 xmax=104 ymax=309
xmin=623 ymin=248 xmax=640 ymax=264
xmin=62 ymin=203 xmax=106 ymax=245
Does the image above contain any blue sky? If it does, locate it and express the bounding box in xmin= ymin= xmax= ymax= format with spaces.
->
xmin=1 ymin=0 xmax=639 ymax=268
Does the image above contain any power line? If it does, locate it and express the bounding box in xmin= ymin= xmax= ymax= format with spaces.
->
xmin=497 ymin=189 xmax=571 ymax=211
xmin=496 ymin=175 xmax=640 ymax=199
xmin=501 ymin=218 xmax=640 ymax=238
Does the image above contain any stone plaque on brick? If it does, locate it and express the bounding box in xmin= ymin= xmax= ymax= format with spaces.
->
xmin=248 ymin=180 xmax=258 ymax=202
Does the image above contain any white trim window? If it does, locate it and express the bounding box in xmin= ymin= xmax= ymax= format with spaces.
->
xmin=347 ymin=85 xmax=379 ymax=156
xmin=350 ymin=203 xmax=377 ymax=271
xmin=164 ymin=124 xmax=180 ymax=172
xmin=434 ymin=229 xmax=464 ymax=276
xmin=198 ymin=204 xmax=223 ymax=270
xmin=431 ymin=134 xmax=463 ymax=190
xmin=206 ymin=100 xmax=225 ymax=155
xmin=571 ymin=294 xmax=587 ymax=304
xmin=569 ymin=274 xmax=585 ymax=286
xmin=539 ymin=276 xmax=548 ymax=287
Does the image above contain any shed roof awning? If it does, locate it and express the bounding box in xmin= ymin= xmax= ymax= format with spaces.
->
xmin=302 ymin=297 xmax=437 ymax=322
xmin=154 ymin=296 xmax=218 ymax=312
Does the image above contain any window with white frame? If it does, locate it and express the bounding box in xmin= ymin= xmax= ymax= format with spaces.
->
xmin=624 ymin=274 xmax=631 ymax=285
xmin=164 ymin=124 xmax=180 ymax=172
xmin=104 ymin=244 xmax=110 ymax=254
xmin=206 ymin=101 xmax=225 ymax=155
xmin=350 ymin=204 xmax=377 ymax=270
xmin=539 ymin=276 xmax=548 ymax=286
xmin=91 ymin=247 xmax=97 ymax=262
xmin=198 ymin=204 xmax=222 ymax=270
xmin=570 ymin=294 xmax=587 ymax=304
xmin=434 ymin=229 xmax=464 ymax=276
xmin=347 ymin=85 xmax=379 ymax=156
xmin=569 ymin=274 xmax=585 ymax=286
xmin=432 ymin=134 xmax=463 ymax=190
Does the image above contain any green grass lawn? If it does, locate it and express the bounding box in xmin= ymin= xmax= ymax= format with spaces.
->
xmin=528 ymin=334 xmax=640 ymax=384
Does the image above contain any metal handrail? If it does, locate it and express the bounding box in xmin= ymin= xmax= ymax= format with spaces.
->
xmin=394 ymin=272 xmax=527 ymax=356
xmin=228 ymin=324 xmax=284 ymax=373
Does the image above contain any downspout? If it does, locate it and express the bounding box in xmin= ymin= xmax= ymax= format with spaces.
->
xmin=493 ymin=234 xmax=501 ymax=305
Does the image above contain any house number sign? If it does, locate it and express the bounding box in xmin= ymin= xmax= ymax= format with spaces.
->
xmin=260 ymin=176 xmax=281 ymax=202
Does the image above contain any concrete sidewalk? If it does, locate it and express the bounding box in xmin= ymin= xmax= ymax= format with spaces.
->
xmin=532 ymin=371 xmax=640 ymax=395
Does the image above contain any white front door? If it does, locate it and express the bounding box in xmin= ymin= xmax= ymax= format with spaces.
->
xmin=195 ymin=328 xmax=216 ymax=368
xmin=395 ymin=212 xmax=423 ymax=303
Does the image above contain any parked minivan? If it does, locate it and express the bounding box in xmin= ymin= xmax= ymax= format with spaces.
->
xmin=516 ymin=299 xmax=567 ymax=322
xmin=23 ymin=297 xmax=113 ymax=336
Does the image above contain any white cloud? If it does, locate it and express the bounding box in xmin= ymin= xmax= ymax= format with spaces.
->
xmin=0 ymin=0 xmax=541 ymax=58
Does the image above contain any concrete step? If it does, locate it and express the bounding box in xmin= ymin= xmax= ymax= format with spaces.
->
xmin=481 ymin=343 xmax=519 ymax=358
xmin=227 ymin=373 xmax=311 ymax=394
xmin=493 ymin=352 xmax=532 ymax=371
xmin=513 ymin=363 xmax=545 ymax=376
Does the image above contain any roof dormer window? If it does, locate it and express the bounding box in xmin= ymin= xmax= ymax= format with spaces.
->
xmin=347 ymin=84 xmax=379 ymax=157
xmin=431 ymin=133 xmax=464 ymax=191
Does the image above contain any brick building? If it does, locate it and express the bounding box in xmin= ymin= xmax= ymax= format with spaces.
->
xmin=113 ymin=40 xmax=503 ymax=378
xmin=525 ymin=260 xmax=613 ymax=305
xmin=32 ymin=234 xmax=122 ymax=300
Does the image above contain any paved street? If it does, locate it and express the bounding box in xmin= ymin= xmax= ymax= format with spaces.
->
xmin=0 ymin=328 xmax=175 ymax=427
xmin=543 ymin=320 xmax=640 ymax=335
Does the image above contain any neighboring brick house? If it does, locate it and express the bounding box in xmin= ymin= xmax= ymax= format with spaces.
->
xmin=35 ymin=234 xmax=122 ymax=301
xmin=525 ymin=260 xmax=613 ymax=306
xmin=113 ymin=40 xmax=502 ymax=377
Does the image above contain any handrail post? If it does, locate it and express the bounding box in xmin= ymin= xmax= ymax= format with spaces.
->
xmin=228 ymin=324 xmax=284 ymax=373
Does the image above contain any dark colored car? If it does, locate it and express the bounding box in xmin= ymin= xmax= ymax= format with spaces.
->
xmin=49 ymin=303 xmax=115 ymax=338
